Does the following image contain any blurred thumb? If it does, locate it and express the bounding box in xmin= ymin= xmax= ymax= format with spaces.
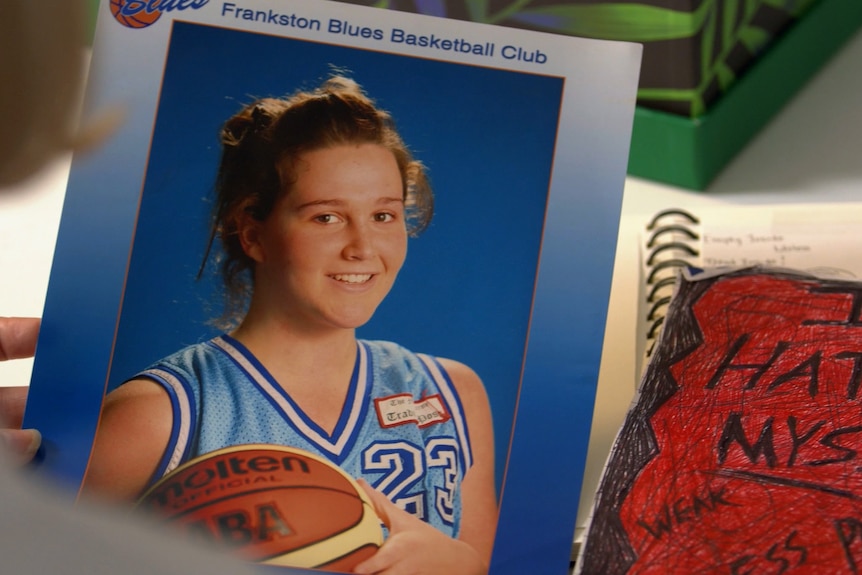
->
xmin=0 ymin=428 xmax=41 ymax=464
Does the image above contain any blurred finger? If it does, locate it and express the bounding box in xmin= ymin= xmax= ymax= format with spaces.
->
xmin=0 ymin=385 xmax=29 ymax=428
xmin=0 ymin=317 xmax=41 ymax=361
xmin=0 ymin=428 xmax=41 ymax=464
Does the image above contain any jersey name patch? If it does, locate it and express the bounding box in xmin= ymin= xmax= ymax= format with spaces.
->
xmin=375 ymin=393 xmax=450 ymax=429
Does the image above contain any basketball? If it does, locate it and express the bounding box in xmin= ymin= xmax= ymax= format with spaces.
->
xmin=137 ymin=444 xmax=383 ymax=572
xmin=109 ymin=0 xmax=162 ymax=29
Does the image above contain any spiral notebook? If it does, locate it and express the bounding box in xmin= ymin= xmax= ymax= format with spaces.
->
xmin=637 ymin=202 xmax=862 ymax=380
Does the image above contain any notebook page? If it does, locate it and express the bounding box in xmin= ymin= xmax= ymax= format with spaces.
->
xmin=700 ymin=203 xmax=862 ymax=278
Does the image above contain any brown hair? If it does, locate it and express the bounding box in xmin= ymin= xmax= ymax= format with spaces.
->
xmin=203 ymin=76 xmax=433 ymax=326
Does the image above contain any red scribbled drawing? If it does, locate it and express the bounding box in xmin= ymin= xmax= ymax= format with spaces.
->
xmin=579 ymin=268 xmax=862 ymax=575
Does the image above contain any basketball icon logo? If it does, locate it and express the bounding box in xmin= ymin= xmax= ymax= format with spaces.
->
xmin=109 ymin=0 xmax=210 ymax=29
xmin=137 ymin=444 xmax=384 ymax=572
xmin=110 ymin=0 xmax=162 ymax=29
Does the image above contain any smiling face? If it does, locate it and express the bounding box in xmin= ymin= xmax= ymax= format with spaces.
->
xmin=240 ymin=143 xmax=408 ymax=333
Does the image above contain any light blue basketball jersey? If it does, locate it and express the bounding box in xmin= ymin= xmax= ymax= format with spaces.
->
xmin=135 ymin=335 xmax=473 ymax=537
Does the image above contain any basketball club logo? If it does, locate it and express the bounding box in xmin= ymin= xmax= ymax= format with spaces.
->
xmin=110 ymin=0 xmax=209 ymax=29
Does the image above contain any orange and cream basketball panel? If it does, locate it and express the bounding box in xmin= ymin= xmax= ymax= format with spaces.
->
xmin=137 ymin=444 xmax=383 ymax=572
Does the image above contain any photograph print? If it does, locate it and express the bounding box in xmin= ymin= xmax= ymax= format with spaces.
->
xmin=33 ymin=15 xmax=560 ymax=575
xmin=24 ymin=2 xmax=641 ymax=573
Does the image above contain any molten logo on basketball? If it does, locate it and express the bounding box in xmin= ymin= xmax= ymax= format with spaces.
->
xmin=140 ymin=453 xmax=312 ymax=511
xmin=110 ymin=0 xmax=209 ymax=29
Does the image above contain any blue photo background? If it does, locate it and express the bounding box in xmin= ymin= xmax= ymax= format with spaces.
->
xmin=107 ymin=22 xmax=563 ymax=494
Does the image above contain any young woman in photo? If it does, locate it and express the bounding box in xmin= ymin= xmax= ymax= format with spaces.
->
xmin=83 ymin=76 xmax=497 ymax=574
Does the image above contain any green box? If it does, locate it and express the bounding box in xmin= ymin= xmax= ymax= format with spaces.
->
xmin=628 ymin=0 xmax=862 ymax=189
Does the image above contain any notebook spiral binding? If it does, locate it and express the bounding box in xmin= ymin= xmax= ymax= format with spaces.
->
xmin=642 ymin=208 xmax=702 ymax=363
